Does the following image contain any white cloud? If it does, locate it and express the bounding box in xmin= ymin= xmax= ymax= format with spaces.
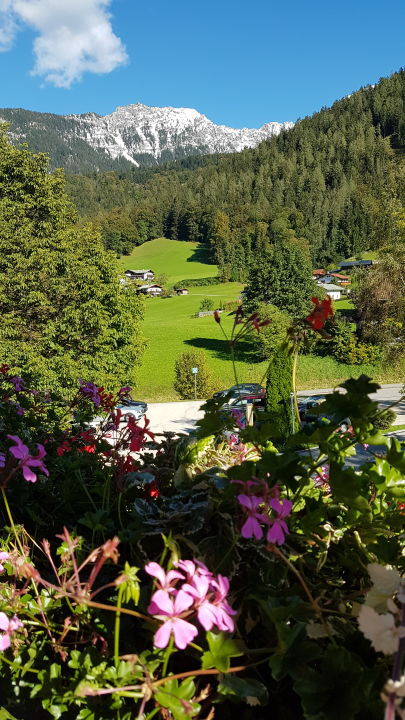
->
xmin=0 ymin=0 xmax=128 ymax=87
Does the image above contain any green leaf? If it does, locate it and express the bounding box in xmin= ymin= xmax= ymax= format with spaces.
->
xmin=217 ymin=675 xmax=269 ymax=706
xmin=155 ymin=678 xmax=200 ymax=720
xmin=201 ymin=632 xmax=244 ymax=672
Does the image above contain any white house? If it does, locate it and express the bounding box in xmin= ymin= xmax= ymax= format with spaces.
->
xmin=322 ymin=283 xmax=341 ymax=300
xmin=137 ymin=284 xmax=163 ymax=296
xmin=125 ymin=269 xmax=155 ymax=281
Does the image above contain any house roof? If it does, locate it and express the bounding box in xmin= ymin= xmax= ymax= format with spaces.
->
xmin=125 ymin=269 xmax=154 ymax=274
xmin=338 ymin=260 xmax=373 ymax=268
xmin=139 ymin=284 xmax=162 ymax=290
xmin=312 ymin=269 xmax=326 ymax=275
xmin=322 ymin=283 xmax=341 ymax=291
xmin=330 ymin=273 xmax=350 ymax=279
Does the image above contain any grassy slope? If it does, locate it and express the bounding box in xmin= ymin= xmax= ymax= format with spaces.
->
xmin=117 ymin=238 xmax=218 ymax=283
xmin=125 ymin=240 xmax=400 ymax=401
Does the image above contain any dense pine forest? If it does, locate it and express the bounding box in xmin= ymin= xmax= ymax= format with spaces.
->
xmin=65 ymin=70 xmax=405 ymax=278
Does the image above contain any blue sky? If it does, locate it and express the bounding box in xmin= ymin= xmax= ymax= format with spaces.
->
xmin=0 ymin=0 xmax=403 ymax=128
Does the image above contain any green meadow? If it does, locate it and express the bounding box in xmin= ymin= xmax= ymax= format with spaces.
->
xmin=117 ymin=237 xmax=218 ymax=284
xmin=122 ymin=240 xmax=400 ymax=401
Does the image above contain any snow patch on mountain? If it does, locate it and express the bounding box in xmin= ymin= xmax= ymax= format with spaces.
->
xmin=66 ymin=103 xmax=293 ymax=165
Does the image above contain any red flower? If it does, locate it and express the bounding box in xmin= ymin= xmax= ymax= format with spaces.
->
xmin=304 ymin=296 xmax=334 ymax=332
xmin=213 ymin=311 xmax=221 ymax=324
xmin=147 ymin=481 xmax=160 ymax=499
xmin=127 ymin=416 xmax=155 ymax=453
xmin=0 ymin=364 xmax=9 ymax=375
xmin=56 ymin=441 xmax=72 ymax=456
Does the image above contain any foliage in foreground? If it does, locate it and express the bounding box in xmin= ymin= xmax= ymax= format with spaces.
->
xmin=0 ymin=314 xmax=404 ymax=720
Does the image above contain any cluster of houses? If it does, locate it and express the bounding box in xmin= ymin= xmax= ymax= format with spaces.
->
xmin=312 ymin=260 xmax=374 ymax=300
xmin=123 ymin=269 xmax=189 ymax=296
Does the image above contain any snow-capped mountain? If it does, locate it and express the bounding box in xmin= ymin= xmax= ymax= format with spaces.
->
xmin=0 ymin=104 xmax=293 ymax=172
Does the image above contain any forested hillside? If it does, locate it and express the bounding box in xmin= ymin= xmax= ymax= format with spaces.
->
xmin=65 ymin=70 xmax=405 ymax=276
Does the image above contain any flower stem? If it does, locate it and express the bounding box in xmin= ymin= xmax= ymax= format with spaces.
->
xmin=1 ymin=488 xmax=25 ymax=557
xmin=114 ymin=583 xmax=125 ymax=668
xmin=161 ymin=635 xmax=174 ymax=677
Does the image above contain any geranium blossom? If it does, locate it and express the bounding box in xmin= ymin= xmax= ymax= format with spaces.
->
xmin=9 ymin=376 xmax=25 ymax=392
xmin=127 ymin=416 xmax=154 ymax=452
xmin=148 ymin=589 xmax=198 ymax=649
xmin=304 ymin=296 xmax=333 ymax=332
xmin=145 ymin=562 xmax=184 ymax=592
xmin=0 ymin=552 xmax=10 ymax=573
xmin=0 ymin=613 xmax=22 ymax=651
xmin=147 ymin=559 xmax=236 ymax=648
xmin=7 ymin=435 xmax=49 ymax=483
xmin=237 ymin=494 xmax=266 ymax=540
xmin=266 ymin=498 xmax=293 ymax=545
xmin=0 ymin=452 xmax=6 ymax=469
xmin=358 ymin=605 xmax=405 ymax=655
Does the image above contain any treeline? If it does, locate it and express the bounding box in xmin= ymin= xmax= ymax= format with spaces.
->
xmin=65 ymin=70 xmax=405 ymax=276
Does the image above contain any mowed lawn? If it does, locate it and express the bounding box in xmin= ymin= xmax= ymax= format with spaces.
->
xmin=136 ymin=283 xmax=249 ymax=401
xmin=117 ymin=238 xmax=218 ymax=284
xmin=122 ymin=239 xmax=400 ymax=401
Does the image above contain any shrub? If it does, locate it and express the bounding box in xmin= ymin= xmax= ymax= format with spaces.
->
xmin=250 ymin=302 xmax=291 ymax=361
xmin=373 ymin=408 xmax=397 ymax=429
xmin=199 ymin=297 xmax=214 ymax=312
xmin=174 ymin=351 xmax=215 ymax=399
xmin=174 ymin=276 xmax=221 ymax=288
xmin=334 ymin=335 xmax=382 ymax=364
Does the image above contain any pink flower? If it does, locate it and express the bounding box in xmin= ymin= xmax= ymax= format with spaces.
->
xmin=237 ymin=494 xmax=265 ymax=540
xmin=6 ymin=435 xmax=49 ymax=483
xmin=0 ymin=552 xmax=10 ymax=573
xmin=266 ymin=498 xmax=292 ymax=546
xmin=144 ymin=562 xmax=184 ymax=592
xmin=210 ymin=574 xmax=237 ymax=632
xmin=78 ymin=381 xmax=102 ymax=406
xmin=0 ymin=613 xmax=22 ymax=651
xmin=148 ymin=589 xmax=198 ymax=649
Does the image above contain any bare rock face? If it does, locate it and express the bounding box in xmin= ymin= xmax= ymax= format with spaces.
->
xmin=0 ymin=103 xmax=293 ymax=171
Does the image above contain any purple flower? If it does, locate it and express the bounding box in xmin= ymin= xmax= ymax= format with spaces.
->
xmin=0 ymin=453 xmax=6 ymax=469
xmin=6 ymin=435 xmax=49 ymax=483
xmin=148 ymin=589 xmax=198 ymax=649
xmin=0 ymin=613 xmax=22 ymax=651
xmin=237 ymin=494 xmax=265 ymax=540
xmin=78 ymin=381 xmax=101 ymax=406
xmin=0 ymin=552 xmax=10 ymax=573
xmin=9 ymin=376 xmax=25 ymax=392
xmin=144 ymin=561 xmax=184 ymax=592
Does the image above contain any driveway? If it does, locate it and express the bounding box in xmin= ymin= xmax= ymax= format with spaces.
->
xmin=147 ymin=384 xmax=404 ymax=436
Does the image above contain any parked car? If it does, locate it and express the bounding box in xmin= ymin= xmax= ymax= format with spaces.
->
xmin=87 ymin=400 xmax=147 ymax=429
xmin=298 ymin=395 xmax=326 ymax=420
xmin=116 ymin=400 xmax=147 ymax=422
xmin=301 ymin=399 xmax=351 ymax=432
xmin=213 ymin=383 xmax=265 ymax=400
xmin=221 ymin=393 xmax=266 ymax=428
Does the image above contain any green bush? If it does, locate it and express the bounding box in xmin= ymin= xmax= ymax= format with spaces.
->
xmin=251 ymin=303 xmax=291 ymax=361
xmin=199 ymin=297 xmax=214 ymax=312
xmin=174 ymin=276 xmax=221 ymax=288
xmin=373 ymin=408 xmax=397 ymax=429
xmin=174 ymin=351 xmax=215 ymax=399
xmin=334 ymin=336 xmax=382 ymax=365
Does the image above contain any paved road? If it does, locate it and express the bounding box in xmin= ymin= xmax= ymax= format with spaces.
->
xmin=147 ymin=384 xmax=404 ymax=436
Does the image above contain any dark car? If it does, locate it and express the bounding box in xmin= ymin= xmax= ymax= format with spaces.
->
xmin=301 ymin=399 xmax=351 ymax=432
xmin=221 ymin=393 xmax=266 ymax=427
xmin=297 ymin=395 xmax=326 ymax=420
xmin=213 ymin=383 xmax=265 ymax=400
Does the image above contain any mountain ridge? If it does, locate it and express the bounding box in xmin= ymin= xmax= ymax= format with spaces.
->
xmin=0 ymin=103 xmax=293 ymax=172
